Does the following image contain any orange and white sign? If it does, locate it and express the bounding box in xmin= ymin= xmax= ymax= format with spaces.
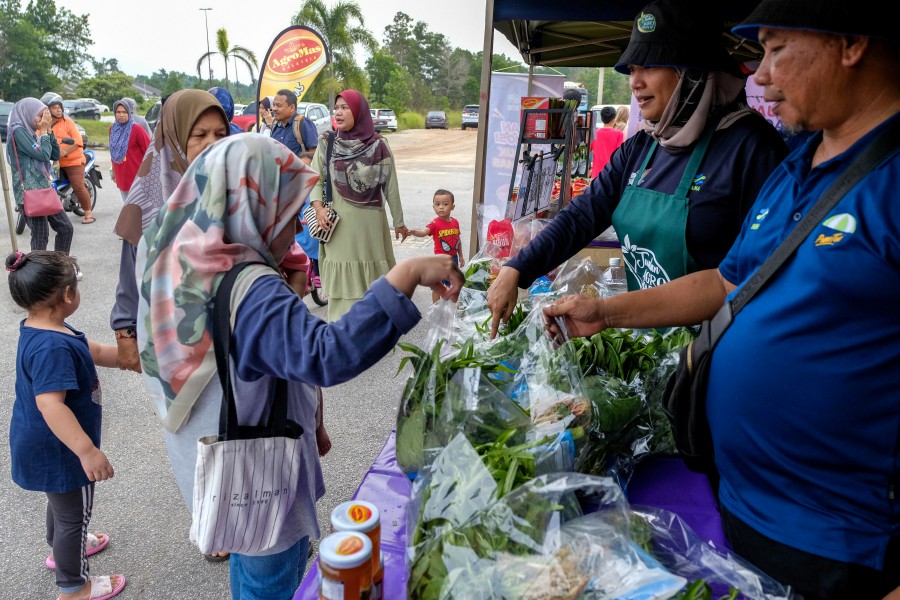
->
xmin=256 ymin=26 xmax=330 ymax=122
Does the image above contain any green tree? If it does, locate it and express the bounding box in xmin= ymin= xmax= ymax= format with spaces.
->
xmin=291 ymin=0 xmax=377 ymax=109
xmin=383 ymin=12 xmax=420 ymax=75
xmin=382 ymin=66 xmax=413 ymax=113
xmin=91 ymin=57 xmax=120 ymax=76
xmin=365 ymin=49 xmax=398 ymax=107
xmin=196 ymin=28 xmax=258 ymax=92
xmin=23 ymin=0 xmax=92 ymax=80
xmin=75 ymin=72 xmax=141 ymax=108
xmin=0 ymin=0 xmax=92 ymax=98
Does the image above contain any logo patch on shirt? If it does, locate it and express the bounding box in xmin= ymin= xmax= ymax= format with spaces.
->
xmin=814 ymin=213 xmax=856 ymax=247
xmin=822 ymin=213 xmax=857 ymax=234
xmin=690 ymin=173 xmax=707 ymax=192
xmin=749 ymin=208 xmax=770 ymax=230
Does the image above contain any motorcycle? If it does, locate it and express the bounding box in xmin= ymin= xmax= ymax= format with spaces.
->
xmin=15 ymin=138 xmax=102 ymax=234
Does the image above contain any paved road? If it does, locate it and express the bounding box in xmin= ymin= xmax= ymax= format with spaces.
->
xmin=0 ymin=129 xmax=478 ymax=599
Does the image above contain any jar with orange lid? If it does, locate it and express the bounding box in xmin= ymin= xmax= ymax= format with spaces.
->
xmin=318 ymin=531 xmax=372 ymax=600
xmin=330 ymin=500 xmax=380 ymax=576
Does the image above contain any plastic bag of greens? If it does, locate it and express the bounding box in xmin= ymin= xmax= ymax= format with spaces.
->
xmin=396 ymin=299 xmax=460 ymax=475
xmin=550 ymin=255 xmax=609 ymax=298
xmin=630 ymin=506 xmax=796 ymax=600
xmin=408 ymin=439 xmax=686 ymax=600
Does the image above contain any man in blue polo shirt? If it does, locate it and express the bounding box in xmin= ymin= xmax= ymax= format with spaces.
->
xmin=543 ymin=0 xmax=900 ymax=597
xmin=270 ymin=88 xmax=318 ymax=156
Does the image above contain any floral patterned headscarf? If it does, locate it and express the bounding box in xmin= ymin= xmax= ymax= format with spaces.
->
xmin=135 ymin=133 xmax=319 ymax=432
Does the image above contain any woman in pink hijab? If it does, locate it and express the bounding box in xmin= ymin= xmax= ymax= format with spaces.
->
xmin=307 ymin=89 xmax=410 ymax=321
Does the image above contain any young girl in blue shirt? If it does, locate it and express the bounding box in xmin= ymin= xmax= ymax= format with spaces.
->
xmin=7 ymin=250 xmax=126 ymax=600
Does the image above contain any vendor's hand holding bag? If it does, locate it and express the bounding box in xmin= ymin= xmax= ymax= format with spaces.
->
xmin=190 ymin=262 xmax=304 ymax=555
xmin=11 ymin=135 xmax=64 ymax=217
xmin=302 ymin=131 xmax=339 ymax=243
xmin=663 ymin=118 xmax=900 ymax=474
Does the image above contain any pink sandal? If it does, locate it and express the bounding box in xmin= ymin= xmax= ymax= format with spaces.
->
xmin=56 ymin=574 xmax=126 ymax=600
xmin=46 ymin=532 xmax=109 ymax=570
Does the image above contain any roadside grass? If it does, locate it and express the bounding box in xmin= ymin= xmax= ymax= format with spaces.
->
xmin=75 ymin=119 xmax=109 ymax=145
xmin=398 ymin=112 xmax=424 ymax=130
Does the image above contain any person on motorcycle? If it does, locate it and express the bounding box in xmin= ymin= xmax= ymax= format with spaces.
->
xmin=42 ymin=92 xmax=94 ymax=224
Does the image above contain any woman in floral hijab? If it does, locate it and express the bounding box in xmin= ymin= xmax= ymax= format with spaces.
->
xmin=135 ymin=133 xmax=462 ymax=598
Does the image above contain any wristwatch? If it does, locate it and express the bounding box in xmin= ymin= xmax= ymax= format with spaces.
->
xmin=115 ymin=328 xmax=136 ymax=340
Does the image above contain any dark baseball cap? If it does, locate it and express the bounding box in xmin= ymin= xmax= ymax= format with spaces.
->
xmin=615 ymin=0 xmax=742 ymax=76
xmin=732 ymin=0 xmax=897 ymax=42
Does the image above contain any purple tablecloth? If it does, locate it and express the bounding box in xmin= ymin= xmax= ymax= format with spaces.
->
xmin=294 ymin=431 xmax=411 ymax=600
xmin=295 ymin=436 xmax=727 ymax=599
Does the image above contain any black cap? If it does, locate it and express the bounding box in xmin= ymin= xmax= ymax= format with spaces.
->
xmin=732 ymin=0 xmax=896 ymax=42
xmin=615 ymin=0 xmax=742 ymax=76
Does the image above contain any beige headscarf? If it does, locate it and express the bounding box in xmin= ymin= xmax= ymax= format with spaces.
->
xmin=113 ymin=90 xmax=228 ymax=246
xmin=643 ymin=69 xmax=758 ymax=151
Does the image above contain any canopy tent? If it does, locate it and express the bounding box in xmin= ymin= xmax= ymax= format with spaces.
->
xmin=469 ymin=0 xmax=765 ymax=254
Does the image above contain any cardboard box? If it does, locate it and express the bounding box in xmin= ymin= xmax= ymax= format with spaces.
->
xmin=521 ymin=97 xmax=550 ymax=139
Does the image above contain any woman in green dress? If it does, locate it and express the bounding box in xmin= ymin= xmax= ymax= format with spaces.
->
xmin=308 ymin=89 xmax=409 ymax=320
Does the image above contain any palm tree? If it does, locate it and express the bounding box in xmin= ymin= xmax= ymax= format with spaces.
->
xmin=291 ymin=0 xmax=378 ymax=109
xmin=196 ymin=28 xmax=258 ymax=92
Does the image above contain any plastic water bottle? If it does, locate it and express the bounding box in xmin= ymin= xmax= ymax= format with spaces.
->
xmin=602 ymin=257 xmax=628 ymax=296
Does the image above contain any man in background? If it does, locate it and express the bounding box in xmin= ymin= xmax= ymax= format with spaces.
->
xmin=269 ymin=89 xmax=318 ymax=155
xmin=590 ymin=106 xmax=624 ymax=178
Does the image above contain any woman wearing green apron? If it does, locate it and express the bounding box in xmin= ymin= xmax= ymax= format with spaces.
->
xmin=487 ymin=0 xmax=788 ymax=337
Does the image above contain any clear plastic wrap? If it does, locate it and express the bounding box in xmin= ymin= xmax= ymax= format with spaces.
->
xmin=630 ymin=506 xmax=797 ymax=600
xmin=408 ymin=437 xmax=687 ymax=600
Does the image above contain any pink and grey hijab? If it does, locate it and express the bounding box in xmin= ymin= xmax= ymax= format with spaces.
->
xmin=329 ymin=89 xmax=393 ymax=208
xmin=135 ymin=134 xmax=319 ymax=432
xmin=113 ymin=90 xmax=227 ymax=246
xmin=5 ymin=97 xmax=52 ymax=178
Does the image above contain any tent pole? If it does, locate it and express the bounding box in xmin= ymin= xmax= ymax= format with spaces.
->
xmin=470 ymin=0 xmax=496 ymax=258
xmin=527 ymin=63 xmax=534 ymax=95
xmin=0 ymin=141 xmax=19 ymax=252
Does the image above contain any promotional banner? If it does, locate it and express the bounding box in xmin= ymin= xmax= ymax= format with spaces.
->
xmin=256 ymin=26 xmax=330 ymax=124
xmin=480 ymin=72 xmax=564 ymax=241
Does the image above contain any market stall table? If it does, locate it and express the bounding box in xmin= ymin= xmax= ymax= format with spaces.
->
xmin=294 ymin=432 xmax=727 ymax=599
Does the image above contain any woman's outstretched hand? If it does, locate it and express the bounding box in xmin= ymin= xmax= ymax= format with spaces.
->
xmin=542 ymin=294 xmax=609 ymax=340
xmin=386 ymin=255 xmax=464 ymax=302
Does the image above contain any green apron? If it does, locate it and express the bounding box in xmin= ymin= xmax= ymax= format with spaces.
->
xmin=611 ymin=124 xmax=716 ymax=290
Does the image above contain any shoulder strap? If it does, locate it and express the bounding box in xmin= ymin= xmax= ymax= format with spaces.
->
xmin=212 ymin=261 xmax=289 ymax=440
xmin=324 ymin=131 xmax=335 ymax=206
xmin=293 ymin=116 xmax=307 ymax=153
xmin=730 ymin=117 xmax=900 ymax=316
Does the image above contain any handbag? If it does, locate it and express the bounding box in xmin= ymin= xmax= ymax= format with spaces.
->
xmin=303 ymin=132 xmax=339 ymax=243
xmin=11 ymin=134 xmax=64 ymax=217
xmin=190 ymin=262 xmax=305 ymax=555
xmin=663 ymin=117 xmax=900 ymax=474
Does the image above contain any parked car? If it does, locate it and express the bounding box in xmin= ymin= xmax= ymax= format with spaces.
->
xmin=78 ymin=98 xmax=110 ymax=113
xmin=0 ymin=101 xmax=13 ymax=142
xmin=75 ymin=123 xmax=88 ymax=145
xmin=232 ymin=100 xmax=332 ymax=135
xmin=296 ymin=102 xmax=332 ymax=136
xmin=370 ymin=109 xmax=389 ymax=132
xmin=146 ymin=100 xmax=161 ymax=132
xmin=425 ymin=110 xmax=449 ymax=130
xmin=370 ymin=108 xmax=397 ymax=132
xmin=233 ymin=103 xmax=247 ymax=116
xmin=461 ymin=104 xmax=479 ymax=130
xmin=63 ymin=100 xmax=101 ymax=120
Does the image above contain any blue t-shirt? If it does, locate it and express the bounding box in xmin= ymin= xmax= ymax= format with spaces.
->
xmin=710 ymin=114 xmax=900 ymax=569
xmin=508 ymin=113 xmax=787 ymax=286
xmin=11 ymin=322 xmax=102 ymax=493
xmin=295 ymin=198 xmax=319 ymax=260
xmin=270 ymin=115 xmax=318 ymax=156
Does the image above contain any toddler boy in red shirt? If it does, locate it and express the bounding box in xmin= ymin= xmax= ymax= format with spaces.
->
xmin=409 ymin=189 xmax=465 ymax=301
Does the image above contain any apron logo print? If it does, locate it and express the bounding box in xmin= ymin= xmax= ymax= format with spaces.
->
xmin=750 ymin=208 xmax=770 ymax=230
xmin=690 ymin=173 xmax=707 ymax=192
xmin=622 ymin=234 xmax=671 ymax=290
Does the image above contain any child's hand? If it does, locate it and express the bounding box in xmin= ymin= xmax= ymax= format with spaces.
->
xmin=80 ymin=447 xmax=114 ymax=482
